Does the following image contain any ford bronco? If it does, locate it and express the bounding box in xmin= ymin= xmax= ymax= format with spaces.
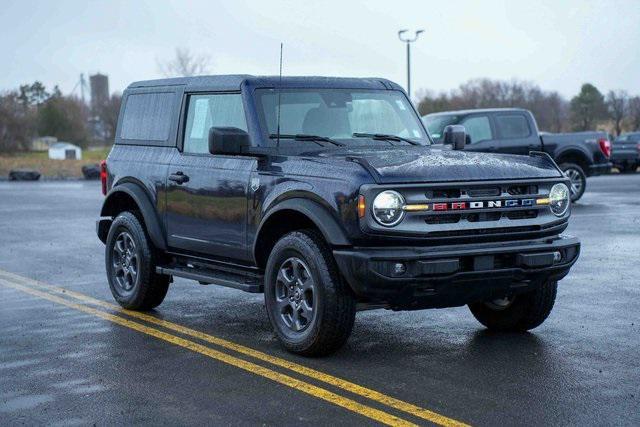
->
xmin=97 ymin=75 xmax=580 ymax=355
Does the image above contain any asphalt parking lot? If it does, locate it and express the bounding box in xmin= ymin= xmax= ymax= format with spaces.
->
xmin=0 ymin=175 xmax=638 ymax=426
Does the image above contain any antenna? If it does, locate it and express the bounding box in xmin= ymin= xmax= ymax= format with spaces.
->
xmin=276 ymin=43 xmax=283 ymax=148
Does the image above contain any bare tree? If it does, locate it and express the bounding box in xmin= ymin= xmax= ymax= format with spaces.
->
xmin=97 ymin=94 xmax=122 ymax=140
xmin=628 ymin=96 xmax=640 ymax=131
xmin=606 ymin=90 xmax=628 ymax=136
xmin=416 ymin=78 xmax=569 ymax=132
xmin=158 ymin=48 xmax=211 ymax=77
xmin=0 ymin=91 xmax=37 ymax=152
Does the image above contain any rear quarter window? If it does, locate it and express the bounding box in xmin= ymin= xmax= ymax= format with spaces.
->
xmin=495 ymin=114 xmax=531 ymax=139
xmin=119 ymin=92 xmax=175 ymax=143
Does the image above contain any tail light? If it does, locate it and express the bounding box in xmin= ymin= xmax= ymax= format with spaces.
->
xmin=598 ymin=138 xmax=611 ymax=158
xmin=100 ymin=160 xmax=108 ymax=195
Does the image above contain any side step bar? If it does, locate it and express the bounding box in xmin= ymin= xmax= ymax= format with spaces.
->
xmin=156 ymin=266 xmax=264 ymax=293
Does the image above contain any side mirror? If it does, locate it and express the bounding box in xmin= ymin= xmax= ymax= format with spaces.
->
xmin=208 ymin=127 xmax=250 ymax=155
xmin=443 ymin=125 xmax=466 ymax=150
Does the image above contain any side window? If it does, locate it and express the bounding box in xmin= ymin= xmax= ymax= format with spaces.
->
xmin=461 ymin=116 xmax=492 ymax=144
xmin=183 ymin=94 xmax=247 ymax=154
xmin=495 ymin=114 xmax=531 ymax=139
xmin=120 ymin=92 xmax=174 ymax=142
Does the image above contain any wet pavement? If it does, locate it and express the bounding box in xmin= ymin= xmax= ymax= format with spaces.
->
xmin=0 ymin=175 xmax=638 ymax=426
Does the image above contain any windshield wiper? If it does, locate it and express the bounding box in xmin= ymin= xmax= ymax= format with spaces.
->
xmin=269 ymin=133 xmax=345 ymax=147
xmin=352 ymin=132 xmax=420 ymax=146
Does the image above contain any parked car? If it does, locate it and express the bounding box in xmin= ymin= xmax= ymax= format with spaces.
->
xmin=97 ymin=76 xmax=580 ymax=356
xmin=611 ymin=132 xmax=640 ymax=173
xmin=423 ymin=108 xmax=612 ymax=202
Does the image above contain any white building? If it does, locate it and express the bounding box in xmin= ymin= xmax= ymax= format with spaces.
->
xmin=48 ymin=142 xmax=82 ymax=160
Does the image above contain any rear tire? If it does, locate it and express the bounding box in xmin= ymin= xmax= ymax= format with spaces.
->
xmin=105 ymin=211 xmax=170 ymax=310
xmin=559 ymin=163 xmax=586 ymax=202
xmin=264 ymin=230 xmax=356 ymax=356
xmin=468 ymin=280 xmax=557 ymax=331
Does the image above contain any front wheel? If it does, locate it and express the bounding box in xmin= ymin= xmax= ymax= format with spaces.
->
xmin=264 ymin=230 xmax=356 ymax=356
xmin=559 ymin=163 xmax=586 ymax=202
xmin=468 ymin=280 xmax=557 ymax=332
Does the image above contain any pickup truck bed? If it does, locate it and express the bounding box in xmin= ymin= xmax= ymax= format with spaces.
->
xmin=611 ymin=132 xmax=640 ymax=173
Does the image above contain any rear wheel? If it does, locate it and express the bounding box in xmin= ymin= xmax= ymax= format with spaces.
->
xmin=559 ymin=163 xmax=586 ymax=202
xmin=105 ymin=211 xmax=170 ymax=310
xmin=468 ymin=280 xmax=557 ymax=331
xmin=264 ymin=230 xmax=356 ymax=356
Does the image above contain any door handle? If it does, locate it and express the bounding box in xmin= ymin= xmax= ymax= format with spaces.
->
xmin=169 ymin=171 xmax=189 ymax=184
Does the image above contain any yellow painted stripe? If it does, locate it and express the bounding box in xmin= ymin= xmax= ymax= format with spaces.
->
xmin=0 ymin=269 xmax=469 ymax=427
xmin=0 ymin=278 xmax=415 ymax=427
xmin=536 ymin=198 xmax=550 ymax=205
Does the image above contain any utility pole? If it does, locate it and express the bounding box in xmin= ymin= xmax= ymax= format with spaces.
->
xmin=80 ymin=73 xmax=87 ymax=105
xmin=397 ymin=29 xmax=424 ymax=99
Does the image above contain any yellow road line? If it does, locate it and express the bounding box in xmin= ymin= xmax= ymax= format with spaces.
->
xmin=0 ymin=269 xmax=470 ymax=427
xmin=0 ymin=278 xmax=415 ymax=427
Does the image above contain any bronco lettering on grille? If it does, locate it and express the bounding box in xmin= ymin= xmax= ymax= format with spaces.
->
xmin=431 ymin=198 xmax=536 ymax=211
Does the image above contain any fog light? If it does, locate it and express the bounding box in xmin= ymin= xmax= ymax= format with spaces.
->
xmin=553 ymin=251 xmax=562 ymax=263
xmin=393 ymin=262 xmax=406 ymax=276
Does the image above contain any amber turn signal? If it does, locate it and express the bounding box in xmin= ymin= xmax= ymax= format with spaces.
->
xmin=357 ymin=195 xmax=366 ymax=218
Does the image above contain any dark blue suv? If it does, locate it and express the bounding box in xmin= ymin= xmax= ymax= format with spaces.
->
xmin=97 ymin=75 xmax=580 ymax=355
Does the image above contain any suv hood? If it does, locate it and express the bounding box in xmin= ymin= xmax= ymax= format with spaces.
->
xmin=323 ymin=146 xmax=563 ymax=183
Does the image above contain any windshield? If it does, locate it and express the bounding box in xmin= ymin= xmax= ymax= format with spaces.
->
xmin=255 ymin=89 xmax=429 ymax=146
xmin=422 ymin=114 xmax=461 ymax=140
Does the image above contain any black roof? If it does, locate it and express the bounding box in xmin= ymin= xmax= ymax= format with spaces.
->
xmin=423 ymin=108 xmax=529 ymax=117
xmin=127 ymin=75 xmax=403 ymax=92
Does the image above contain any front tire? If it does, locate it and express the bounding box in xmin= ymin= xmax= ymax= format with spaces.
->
xmin=559 ymin=163 xmax=586 ymax=202
xmin=468 ymin=280 xmax=557 ymax=331
xmin=264 ymin=230 xmax=356 ymax=356
xmin=105 ymin=211 xmax=170 ymax=310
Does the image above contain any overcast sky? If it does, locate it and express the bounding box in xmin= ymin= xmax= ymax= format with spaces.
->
xmin=1 ymin=0 xmax=639 ymax=99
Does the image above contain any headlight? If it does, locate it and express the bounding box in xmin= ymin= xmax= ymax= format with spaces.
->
xmin=549 ymin=183 xmax=570 ymax=216
xmin=372 ymin=190 xmax=405 ymax=226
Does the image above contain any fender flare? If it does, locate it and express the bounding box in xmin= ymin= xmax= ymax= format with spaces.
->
xmin=100 ymin=182 xmax=167 ymax=250
xmin=553 ymin=146 xmax=591 ymax=166
xmin=254 ymin=198 xmax=351 ymax=252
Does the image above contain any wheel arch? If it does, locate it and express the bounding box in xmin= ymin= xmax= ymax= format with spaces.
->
xmin=555 ymin=148 xmax=590 ymax=173
xmin=253 ymin=198 xmax=351 ymax=269
xmin=98 ymin=182 xmax=167 ymax=250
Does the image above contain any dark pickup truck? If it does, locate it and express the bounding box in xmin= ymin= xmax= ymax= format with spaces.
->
xmin=423 ymin=108 xmax=612 ymax=201
xmin=97 ymin=76 xmax=579 ymax=355
xmin=611 ymin=132 xmax=640 ymax=173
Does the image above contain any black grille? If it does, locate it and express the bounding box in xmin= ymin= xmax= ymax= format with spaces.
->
xmin=506 ymin=210 xmax=538 ymax=220
xmin=467 ymin=187 xmax=500 ymax=197
xmin=427 ymin=189 xmax=461 ymax=199
xmin=467 ymin=212 xmax=501 ymax=222
xmin=507 ymin=185 xmax=538 ymax=195
xmin=427 ymin=225 xmax=541 ymax=238
xmin=425 ymin=215 xmax=461 ymax=224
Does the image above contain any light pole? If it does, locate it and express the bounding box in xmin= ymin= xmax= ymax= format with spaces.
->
xmin=398 ymin=29 xmax=424 ymax=98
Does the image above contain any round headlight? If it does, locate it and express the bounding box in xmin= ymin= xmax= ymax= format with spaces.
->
xmin=372 ymin=190 xmax=405 ymax=226
xmin=549 ymin=183 xmax=570 ymax=216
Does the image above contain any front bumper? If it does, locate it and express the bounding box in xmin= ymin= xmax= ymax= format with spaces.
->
xmin=333 ymin=235 xmax=580 ymax=310
xmin=588 ymin=162 xmax=612 ymax=176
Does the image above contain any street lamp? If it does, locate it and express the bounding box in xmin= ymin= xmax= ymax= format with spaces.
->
xmin=398 ymin=29 xmax=424 ymax=98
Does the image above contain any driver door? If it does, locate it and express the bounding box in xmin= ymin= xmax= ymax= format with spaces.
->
xmin=165 ymin=92 xmax=255 ymax=262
